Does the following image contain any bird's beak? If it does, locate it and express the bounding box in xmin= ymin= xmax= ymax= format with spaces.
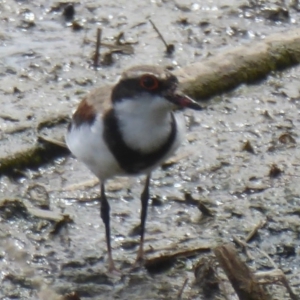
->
xmin=166 ymin=92 xmax=202 ymax=110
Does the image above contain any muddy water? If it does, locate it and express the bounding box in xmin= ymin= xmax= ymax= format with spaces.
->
xmin=1 ymin=1 xmax=300 ymax=299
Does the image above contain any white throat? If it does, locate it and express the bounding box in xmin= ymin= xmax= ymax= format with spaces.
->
xmin=114 ymin=94 xmax=174 ymax=153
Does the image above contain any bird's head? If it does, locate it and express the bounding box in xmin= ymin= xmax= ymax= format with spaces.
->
xmin=111 ymin=65 xmax=202 ymax=114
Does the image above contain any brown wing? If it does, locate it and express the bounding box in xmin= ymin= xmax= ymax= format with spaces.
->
xmin=72 ymin=85 xmax=113 ymax=127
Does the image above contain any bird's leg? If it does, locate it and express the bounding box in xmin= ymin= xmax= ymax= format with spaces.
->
xmin=100 ymin=182 xmax=116 ymax=272
xmin=135 ymin=174 xmax=151 ymax=264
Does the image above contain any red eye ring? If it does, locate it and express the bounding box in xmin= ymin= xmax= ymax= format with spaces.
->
xmin=140 ymin=74 xmax=159 ymax=90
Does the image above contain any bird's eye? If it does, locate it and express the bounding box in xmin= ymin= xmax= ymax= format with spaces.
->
xmin=140 ymin=74 xmax=159 ymax=90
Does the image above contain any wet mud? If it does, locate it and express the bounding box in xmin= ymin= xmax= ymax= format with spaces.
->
xmin=1 ymin=1 xmax=300 ymax=299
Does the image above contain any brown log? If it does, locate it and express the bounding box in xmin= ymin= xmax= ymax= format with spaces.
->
xmin=175 ymin=28 xmax=300 ymax=101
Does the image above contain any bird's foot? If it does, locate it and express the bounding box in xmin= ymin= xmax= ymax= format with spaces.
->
xmin=130 ymin=245 xmax=145 ymax=271
xmin=107 ymin=258 xmax=122 ymax=276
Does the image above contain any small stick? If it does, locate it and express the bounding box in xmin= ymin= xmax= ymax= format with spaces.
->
xmin=254 ymin=248 xmax=299 ymax=300
xmin=280 ymin=275 xmax=299 ymax=300
xmin=232 ymin=235 xmax=255 ymax=260
xmin=254 ymin=247 xmax=278 ymax=270
xmin=37 ymin=134 xmax=67 ymax=149
xmin=149 ymin=19 xmax=168 ymax=48
xmin=245 ymin=219 xmax=266 ymax=243
xmin=214 ymin=244 xmax=271 ymax=300
xmin=149 ymin=19 xmax=175 ymax=54
xmin=94 ymin=28 xmax=102 ymax=68
xmin=233 ymin=235 xmax=247 ymax=248
xmin=236 ymin=230 xmax=298 ymax=300
xmin=177 ymin=278 xmax=188 ymax=299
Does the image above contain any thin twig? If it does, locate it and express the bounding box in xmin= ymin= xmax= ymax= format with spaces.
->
xmin=37 ymin=135 xmax=67 ymax=148
xmin=281 ymin=275 xmax=299 ymax=300
xmin=214 ymin=244 xmax=270 ymax=300
xmin=232 ymin=235 xmax=255 ymax=260
xmin=245 ymin=219 xmax=266 ymax=243
xmin=255 ymin=248 xmax=299 ymax=300
xmin=149 ymin=19 xmax=168 ymax=48
xmin=255 ymin=247 xmax=278 ymax=269
xmin=149 ymin=19 xmax=174 ymax=54
xmin=94 ymin=27 xmax=102 ymax=68
xmin=177 ymin=278 xmax=188 ymax=299
xmin=235 ymin=226 xmax=299 ymax=300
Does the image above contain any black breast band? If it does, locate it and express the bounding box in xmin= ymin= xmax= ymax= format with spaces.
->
xmin=103 ymin=109 xmax=176 ymax=174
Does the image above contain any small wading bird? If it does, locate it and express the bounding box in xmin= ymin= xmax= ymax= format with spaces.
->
xmin=66 ymin=65 xmax=202 ymax=271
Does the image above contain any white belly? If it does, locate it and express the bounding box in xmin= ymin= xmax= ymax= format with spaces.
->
xmin=66 ymin=117 xmax=124 ymax=181
xmin=66 ymin=112 xmax=186 ymax=181
xmin=145 ymin=112 xmax=185 ymax=170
